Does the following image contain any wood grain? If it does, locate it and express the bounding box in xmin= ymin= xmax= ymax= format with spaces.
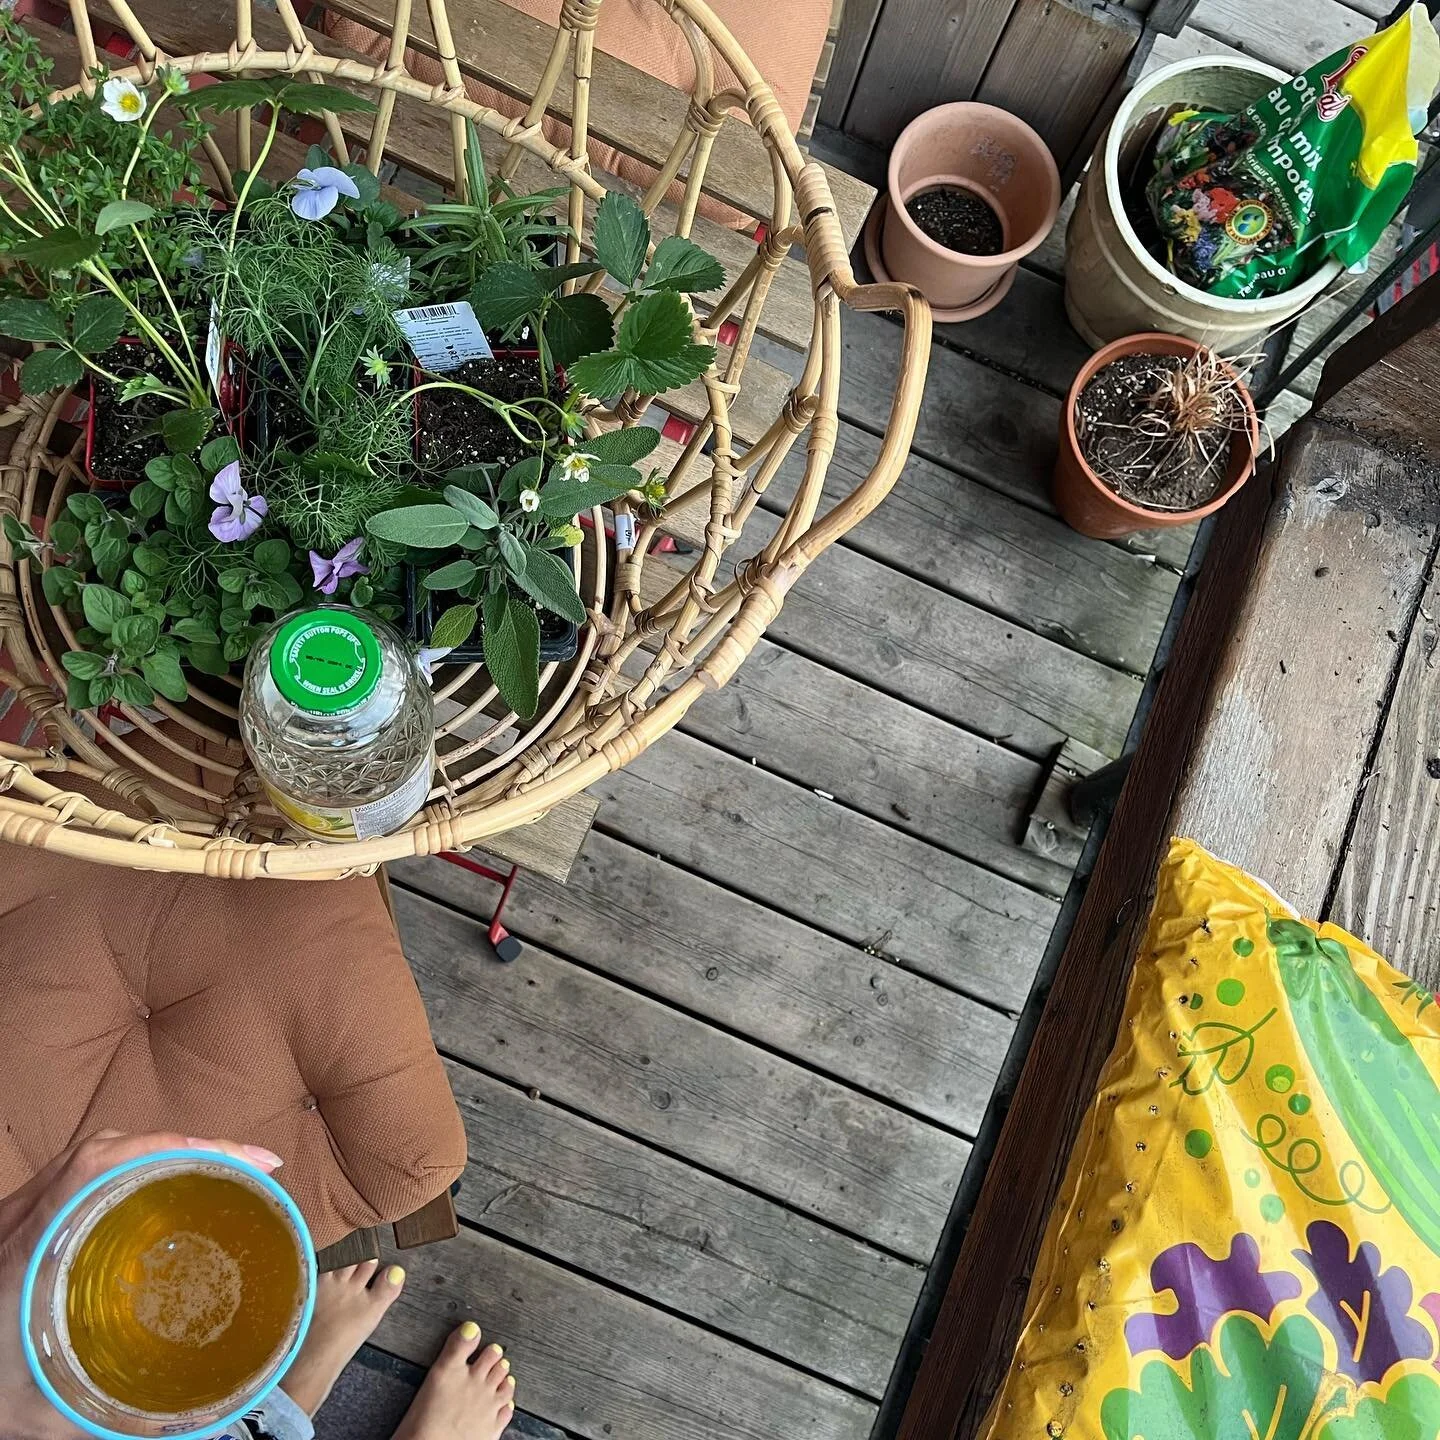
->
xmin=1023 ymin=735 xmax=1107 ymax=867
xmin=396 ymin=823 xmax=1016 ymax=1133
xmin=372 ymin=1225 xmax=878 ymax=1440
xmin=842 ymin=0 xmax=1019 ymax=146
xmin=473 ymin=795 xmax=599 ymax=884
xmin=395 ymin=886 xmax=971 ymax=1258
xmin=439 ymin=1060 xmax=922 ymax=1395
xmin=1189 ymin=0 xmax=1371 ymax=73
xmin=818 ymin=0 xmax=887 ymax=129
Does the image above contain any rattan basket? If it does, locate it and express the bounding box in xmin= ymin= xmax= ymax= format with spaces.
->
xmin=0 ymin=0 xmax=930 ymax=878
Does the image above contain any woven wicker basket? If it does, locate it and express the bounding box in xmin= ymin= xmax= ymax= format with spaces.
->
xmin=0 ymin=0 xmax=930 ymax=878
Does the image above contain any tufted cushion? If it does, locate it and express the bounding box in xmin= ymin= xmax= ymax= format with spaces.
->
xmin=0 ymin=847 xmax=466 ymax=1250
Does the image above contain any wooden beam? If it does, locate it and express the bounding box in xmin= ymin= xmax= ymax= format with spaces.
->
xmin=895 ymin=418 xmax=1433 ymax=1437
xmin=818 ymin=0 xmax=887 ymax=130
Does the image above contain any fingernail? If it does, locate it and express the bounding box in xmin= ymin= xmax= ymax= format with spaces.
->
xmin=386 ymin=1265 xmax=405 ymax=1286
xmin=242 ymin=1145 xmax=284 ymax=1170
xmin=183 ymin=1137 xmax=216 ymax=1150
xmin=460 ymin=1321 xmax=480 ymax=1341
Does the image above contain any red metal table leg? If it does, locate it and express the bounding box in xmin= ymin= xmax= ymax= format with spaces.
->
xmin=437 ymin=852 xmax=523 ymax=962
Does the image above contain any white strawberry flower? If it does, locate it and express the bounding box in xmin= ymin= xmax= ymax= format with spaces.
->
xmin=101 ymin=77 xmax=147 ymax=123
xmin=519 ymin=488 xmax=541 ymax=514
xmin=559 ymin=450 xmax=596 ymax=484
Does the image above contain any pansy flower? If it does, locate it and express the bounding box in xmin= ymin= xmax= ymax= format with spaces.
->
xmin=309 ymin=537 xmax=368 ymax=595
xmin=208 ymin=462 xmax=267 ymax=543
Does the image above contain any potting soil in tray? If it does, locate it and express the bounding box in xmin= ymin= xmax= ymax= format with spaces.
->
xmin=415 ymin=354 xmax=551 ymax=478
xmin=1075 ymin=354 xmax=1242 ymax=512
xmin=904 ymin=185 xmax=1005 ymax=256
xmin=89 ymin=345 xmax=188 ymax=486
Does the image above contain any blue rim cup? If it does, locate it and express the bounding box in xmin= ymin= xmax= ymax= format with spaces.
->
xmin=20 ymin=1149 xmax=317 ymax=1440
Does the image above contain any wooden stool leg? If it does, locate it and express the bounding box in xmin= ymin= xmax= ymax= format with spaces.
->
xmin=393 ymin=1190 xmax=459 ymax=1250
xmin=315 ymin=1226 xmax=383 ymax=1273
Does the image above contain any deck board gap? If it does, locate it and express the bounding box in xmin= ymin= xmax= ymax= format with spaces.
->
xmin=425 ymin=1039 xmax=934 ymax=1269
xmin=398 ymin=874 xmax=1005 ymax=1137
xmin=449 ymin=1213 xmax=898 ymax=1404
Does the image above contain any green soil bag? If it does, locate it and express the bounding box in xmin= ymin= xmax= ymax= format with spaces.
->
xmin=1146 ymin=4 xmax=1440 ymax=297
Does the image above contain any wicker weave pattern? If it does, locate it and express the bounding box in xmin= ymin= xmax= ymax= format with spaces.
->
xmin=0 ymin=0 xmax=930 ymax=878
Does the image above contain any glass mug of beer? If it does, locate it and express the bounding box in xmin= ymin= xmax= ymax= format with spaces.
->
xmin=21 ymin=1149 xmax=316 ymax=1439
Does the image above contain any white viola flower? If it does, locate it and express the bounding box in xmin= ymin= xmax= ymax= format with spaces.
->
xmin=559 ymin=450 xmax=595 ymax=484
xmin=518 ymin=488 xmax=541 ymax=514
xmin=101 ymin=77 xmax=147 ymax=124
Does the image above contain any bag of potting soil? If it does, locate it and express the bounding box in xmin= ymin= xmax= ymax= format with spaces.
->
xmin=980 ymin=838 xmax=1440 ymax=1440
xmin=1146 ymin=4 xmax=1440 ymax=297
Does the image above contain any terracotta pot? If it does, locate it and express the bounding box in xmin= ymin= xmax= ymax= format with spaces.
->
xmin=873 ymin=102 xmax=1060 ymax=321
xmin=1053 ymin=332 xmax=1260 ymax=539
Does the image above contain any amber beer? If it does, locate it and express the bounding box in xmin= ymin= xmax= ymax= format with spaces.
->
xmin=25 ymin=1154 xmax=314 ymax=1438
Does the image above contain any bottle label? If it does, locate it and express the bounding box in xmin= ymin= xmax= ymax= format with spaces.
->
xmin=263 ymin=749 xmax=434 ymax=842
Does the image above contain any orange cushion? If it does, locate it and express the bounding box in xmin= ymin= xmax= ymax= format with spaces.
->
xmin=324 ymin=0 xmax=831 ymax=227
xmin=0 ymin=848 xmax=465 ymax=1250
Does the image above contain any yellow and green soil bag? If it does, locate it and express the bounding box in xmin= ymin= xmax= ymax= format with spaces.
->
xmin=983 ymin=839 xmax=1440 ymax=1440
xmin=1147 ymin=4 xmax=1440 ymax=297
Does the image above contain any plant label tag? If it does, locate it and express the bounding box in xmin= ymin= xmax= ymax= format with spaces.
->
xmin=393 ymin=301 xmax=493 ymax=372
xmin=614 ymin=513 xmax=636 ymax=550
xmin=205 ymin=299 xmax=223 ymax=396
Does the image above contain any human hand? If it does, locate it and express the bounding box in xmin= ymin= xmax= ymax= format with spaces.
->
xmin=0 ymin=1131 xmax=283 ymax=1439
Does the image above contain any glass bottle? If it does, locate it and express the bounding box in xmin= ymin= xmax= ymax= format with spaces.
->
xmin=240 ymin=606 xmax=434 ymax=841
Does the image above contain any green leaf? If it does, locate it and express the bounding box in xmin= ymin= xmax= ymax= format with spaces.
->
xmin=169 ymin=485 xmax=206 ymax=523
xmin=645 ymin=234 xmax=725 ymax=294
xmin=49 ymin=517 xmax=80 ymax=554
xmin=618 ymin=289 xmax=715 ymax=389
xmin=66 ymin=675 xmax=92 ymax=711
xmin=171 ymin=76 xmax=278 ymax=113
xmin=113 ymin=612 xmax=160 ymax=656
xmin=429 ymin=603 xmax=478 ymax=650
xmin=470 ymin=262 xmax=548 ymax=332
xmin=172 ymin=618 xmax=220 ymax=645
xmin=67 ymin=493 xmax=107 ymax=523
xmin=482 ymin=587 xmax=539 ymax=718
xmin=161 ymin=406 xmax=215 ymax=456
xmin=88 ymin=673 xmax=115 ymax=708
xmin=217 ymin=568 xmax=249 ymax=595
xmin=201 ymin=435 xmax=241 ymax=473
xmin=497 ymin=527 xmax=526 ymax=576
xmin=41 ymin=565 xmax=79 ymax=606
xmin=367 ymin=504 xmax=471 ymax=549
xmin=129 ymin=480 xmax=165 ymax=519
xmin=1100 ymin=1314 xmax=1327 ymax=1440
xmin=343 ymin=163 xmax=381 ymax=206
xmin=8 ymin=226 xmax=101 ymax=270
xmin=539 ymin=463 xmax=639 ymax=518
xmin=252 ymin=538 xmax=291 ymax=575
xmin=585 ymin=426 xmax=662 ymax=466
xmin=592 ymin=192 xmax=649 ymax=288
xmin=245 ymin=576 xmax=293 ymax=611
xmin=539 ymin=261 xmax=606 ymax=288
xmin=132 ymin=542 xmax=168 ymax=577
xmin=0 ymin=298 xmax=65 ymax=343
xmin=81 ymin=585 xmax=130 ymax=635
xmin=546 ymin=292 xmax=614 ymax=368
xmin=442 ymin=486 xmax=498 ymax=530
xmin=187 ymin=641 xmax=228 ymax=676
xmin=513 ymin=545 xmax=584 ymax=625
xmin=20 ymin=347 xmax=84 ymax=395
xmin=113 ymin=672 xmax=155 ymax=708
xmin=275 ymin=81 xmax=378 ymax=117
xmin=94 ymin=199 xmax=156 ymax=235
xmin=141 ymin=650 xmax=187 ymax=703
xmin=61 ymin=650 xmax=107 ymax=680
xmin=422 ymin=558 xmax=479 ymax=591
xmin=461 ymin=119 xmax=488 ymax=207
xmin=120 ymin=373 xmax=176 ymax=405
xmin=71 ymin=296 xmax=128 ymax=356
xmin=224 ymin=628 xmax=261 ymax=663
xmin=500 ymin=456 xmax=543 ymax=502
xmin=349 ymin=577 xmax=374 ymax=607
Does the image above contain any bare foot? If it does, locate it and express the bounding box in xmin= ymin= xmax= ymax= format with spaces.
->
xmin=392 ymin=1322 xmax=516 ymax=1440
xmin=281 ymin=1260 xmax=406 ymax=1416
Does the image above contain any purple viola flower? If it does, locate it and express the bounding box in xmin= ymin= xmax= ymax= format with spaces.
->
xmin=309 ymin=537 xmax=368 ymax=595
xmin=290 ymin=165 xmax=361 ymax=221
xmin=208 ymin=461 xmax=267 ymax=543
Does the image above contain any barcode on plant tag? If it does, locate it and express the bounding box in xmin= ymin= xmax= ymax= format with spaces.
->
xmin=393 ymin=301 xmax=493 ymax=372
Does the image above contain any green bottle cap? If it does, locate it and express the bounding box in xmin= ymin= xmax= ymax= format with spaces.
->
xmin=269 ymin=609 xmax=382 ymax=714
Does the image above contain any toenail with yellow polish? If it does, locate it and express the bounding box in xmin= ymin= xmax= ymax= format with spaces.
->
xmin=500 ymin=1358 xmax=510 ymax=1370
xmin=460 ymin=1321 xmax=481 ymax=1340
xmin=386 ymin=1266 xmax=405 ymax=1285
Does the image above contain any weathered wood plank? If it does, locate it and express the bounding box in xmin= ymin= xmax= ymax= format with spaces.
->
xmin=842 ymin=0 xmax=1019 ymax=147
xmin=374 ymin=1226 xmax=877 ymax=1440
xmin=440 ymin=1060 xmax=922 ymax=1395
xmin=975 ymin=0 xmax=1140 ymax=178
xmin=1328 ymin=585 xmax=1440 ymax=993
xmin=836 ymin=310 xmax=1196 ymax=570
xmin=1189 ymin=0 xmax=1369 ymax=73
xmin=396 ymin=823 xmax=1017 ymax=1132
xmin=1026 ymin=184 xmax=1075 ymax=281
xmin=1022 ymin=735 xmax=1107 ymax=868
xmin=771 ymin=420 xmax=1178 ymax=673
xmin=395 ymin=886 xmax=971 ymax=1257
xmin=672 ymin=638 xmax=1073 ymax=896
xmin=589 ymin=732 xmax=1057 ymax=1009
xmin=817 ymin=0 xmax=886 ymax=129
xmin=474 ymin=795 xmax=599 ymax=884
xmin=321 ymin=0 xmax=876 ymax=243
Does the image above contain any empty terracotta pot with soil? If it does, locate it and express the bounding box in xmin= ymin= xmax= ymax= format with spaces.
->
xmin=1053 ymin=332 xmax=1259 ymax=539
xmin=865 ymin=102 xmax=1061 ymax=321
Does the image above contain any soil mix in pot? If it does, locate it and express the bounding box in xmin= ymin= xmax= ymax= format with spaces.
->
xmin=89 ymin=345 xmax=181 ymax=486
xmin=904 ymin=185 xmax=1005 ymax=256
xmin=416 ymin=353 xmax=551 ymax=478
xmin=1075 ymin=352 xmax=1248 ymax=512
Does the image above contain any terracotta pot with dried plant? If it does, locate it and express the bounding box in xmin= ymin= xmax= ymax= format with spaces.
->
xmin=1052 ymin=332 xmax=1260 ymax=539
